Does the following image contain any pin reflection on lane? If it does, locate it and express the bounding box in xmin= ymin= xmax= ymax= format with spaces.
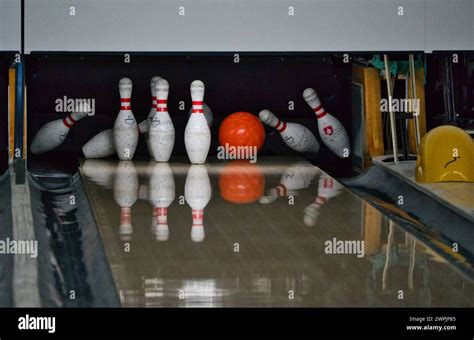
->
xmin=113 ymin=161 xmax=138 ymax=241
xmin=149 ymin=163 xmax=175 ymax=241
xmin=80 ymin=159 xmax=474 ymax=307
xmin=82 ymin=159 xmax=116 ymax=190
xmin=259 ymin=161 xmax=319 ymax=204
xmin=304 ymin=173 xmax=344 ymax=227
xmin=185 ymin=165 xmax=211 ymax=242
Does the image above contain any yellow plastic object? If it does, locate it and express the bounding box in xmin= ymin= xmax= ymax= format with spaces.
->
xmin=416 ymin=125 xmax=474 ymax=183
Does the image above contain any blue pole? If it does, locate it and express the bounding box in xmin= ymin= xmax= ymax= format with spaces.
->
xmin=14 ymin=60 xmax=25 ymax=184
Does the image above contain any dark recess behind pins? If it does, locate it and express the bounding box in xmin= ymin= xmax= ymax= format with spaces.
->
xmin=25 ymin=54 xmax=352 ymax=169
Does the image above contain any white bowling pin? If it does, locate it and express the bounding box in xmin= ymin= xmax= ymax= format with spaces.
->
xmin=148 ymin=79 xmax=175 ymax=162
xmin=185 ymin=165 xmax=211 ymax=242
xmin=303 ymin=88 xmax=350 ymax=158
xmin=184 ymin=80 xmax=211 ymax=164
xmin=113 ymin=78 xmax=139 ymax=160
xmin=82 ymin=159 xmax=117 ymax=189
xmin=113 ymin=161 xmax=139 ymax=241
xmin=145 ymin=76 xmax=161 ymax=155
xmin=147 ymin=76 xmax=162 ymax=125
xmin=259 ymin=161 xmax=319 ymax=204
xmin=83 ymin=121 xmax=148 ymax=159
xmin=303 ymin=173 xmax=343 ymax=227
xmin=149 ymin=163 xmax=175 ymax=241
xmin=259 ymin=109 xmax=319 ymax=154
xmin=30 ymin=102 xmax=91 ymax=155
xmin=187 ymin=102 xmax=213 ymax=127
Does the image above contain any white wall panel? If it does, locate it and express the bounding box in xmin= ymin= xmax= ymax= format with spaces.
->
xmin=424 ymin=0 xmax=474 ymax=52
xmin=24 ymin=0 xmax=428 ymax=53
xmin=0 ymin=0 xmax=21 ymax=52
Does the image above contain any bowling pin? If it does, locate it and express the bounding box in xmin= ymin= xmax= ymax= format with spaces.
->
xmin=258 ymin=109 xmax=320 ymax=154
xmin=82 ymin=120 xmax=149 ymax=159
xmin=187 ymin=102 xmax=213 ymax=127
xmin=185 ymin=165 xmax=211 ymax=242
xmin=303 ymin=173 xmax=343 ymax=227
xmin=147 ymin=76 xmax=162 ymax=125
xmin=81 ymin=159 xmax=117 ymax=189
xmin=303 ymin=88 xmax=350 ymax=158
xmin=30 ymin=102 xmax=91 ymax=155
xmin=259 ymin=161 xmax=319 ymax=204
xmin=113 ymin=161 xmax=139 ymax=241
xmin=184 ymin=80 xmax=211 ymax=164
xmin=145 ymin=76 xmax=161 ymax=155
xmin=148 ymin=79 xmax=175 ymax=162
xmin=113 ymin=78 xmax=139 ymax=160
xmin=149 ymin=163 xmax=175 ymax=241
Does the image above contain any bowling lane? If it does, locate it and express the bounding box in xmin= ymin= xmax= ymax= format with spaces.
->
xmin=0 ymin=171 xmax=14 ymax=307
xmin=80 ymin=157 xmax=474 ymax=307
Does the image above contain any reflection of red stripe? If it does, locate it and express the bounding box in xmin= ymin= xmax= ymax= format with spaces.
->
xmin=276 ymin=184 xmax=287 ymax=196
xmin=192 ymin=101 xmax=203 ymax=105
xmin=157 ymin=108 xmax=167 ymax=112
xmin=155 ymin=207 xmax=168 ymax=225
xmin=157 ymin=99 xmax=167 ymax=104
xmin=121 ymin=106 xmax=131 ymax=110
xmin=120 ymin=207 xmax=132 ymax=225
xmin=121 ymin=98 xmax=131 ymax=102
xmin=192 ymin=209 xmax=204 ymax=225
xmin=157 ymin=207 xmax=167 ymax=216
xmin=316 ymin=196 xmax=328 ymax=205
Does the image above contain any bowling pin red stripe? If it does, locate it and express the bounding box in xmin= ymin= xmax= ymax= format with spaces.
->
xmin=313 ymin=105 xmax=327 ymax=119
xmin=62 ymin=114 xmax=76 ymax=128
xmin=275 ymin=119 xmax=287 ymax=132
xmin=191 ymin=101 xmax=204 ymax=113
xmin=156 ymin=99 xmax=168 ymax=112
xmin=121 ymin=98 xmax=131 ymax=110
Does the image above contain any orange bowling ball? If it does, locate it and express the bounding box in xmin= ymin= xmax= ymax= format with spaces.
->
xmin=218 ymin=112 xmax=265 ymax=152
xmin=219 ymin=160 xmax=265 ymax=204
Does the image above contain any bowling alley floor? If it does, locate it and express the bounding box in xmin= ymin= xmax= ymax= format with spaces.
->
xmin=79 ymin=157 xmax=474 ymax=307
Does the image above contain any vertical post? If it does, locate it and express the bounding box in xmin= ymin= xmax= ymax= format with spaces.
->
xmin=14 ymin=60 xmax=25 ymax=184
xmin=409 ymin=54 xmax=421 ymax=153
xmin=383 ymin=54 xmax=399 ymax=163
xmin=8 ymin=66 xmax=16 ymax=164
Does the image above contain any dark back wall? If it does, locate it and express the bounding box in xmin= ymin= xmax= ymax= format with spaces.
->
xmin=0 ymin=57 xmax=10 ymax=174
xmin=26 ymin=54 xmax=352 ymax=174
xmin=425 ymin=53 xmax=474 ymax=130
